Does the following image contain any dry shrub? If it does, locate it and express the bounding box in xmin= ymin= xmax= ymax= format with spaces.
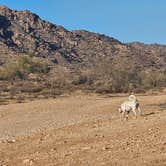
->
xmin=0 ymin=54 xmax=50 ymax=80
xmin=0 ymin=54 xmax=166 ymax=96
xmin=0 ymin=81 xmax=10 ymax=92
xmin=77 ymin=57 xmax=141 ymax=93
xmin=72 ymin=57 xmax=166 ymax=93
xmin=140 ymin=70 xmax=166 ymax=88
xmin=19 ymin=82 xmax=43 ymax=93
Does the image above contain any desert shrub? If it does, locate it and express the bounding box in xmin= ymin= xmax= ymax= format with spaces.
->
xmin=28 ymin=59 xmax=50 ymax=74
xmin=17 ymin=55 xmax=50 ymax=74
xmin=1 ymin=53 xmax=166 ymax=95
xmin=15 ymin=94 xmax=25 ymax=103
xmin=133 ymin=87 xmax=146 ymax=93
xmin=71 ymin=57 xmax=166 ymax=93
xmin=87 ymin=57 xmax=166 ymax=93
xmin=20 ymin=85 xmax=43 ymax=93
xmin=0 ymin=63 xmax=24 ymax=80
xmin=9 ymin=86 xmax=19 ymax=97
xmin=0 ymin=55 xmax=50 ymax=80
xmin=140 ymin=71 xmax=166 ymax=88
xmin=110 ymin=63 xmax=140 ymax=92
xmin=18 ymin=81 xmax=43 ymax=93
xmin=94 ymin=80 xmax=113 ymax=93
xmin=0 ymin=81 xmax=10 ymax=92
xmin=80 ymin=57 xmax=141 ymax=93
xmin=72 ymin=75 xmax=88 ymax=85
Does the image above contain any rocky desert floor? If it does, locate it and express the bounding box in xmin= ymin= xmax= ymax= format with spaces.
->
xmin=0 ymin=92 xmax=166 ymax=166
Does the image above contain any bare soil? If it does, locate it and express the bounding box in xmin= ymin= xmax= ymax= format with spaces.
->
xmin=0 ymin=93 xmax=166 ymax=166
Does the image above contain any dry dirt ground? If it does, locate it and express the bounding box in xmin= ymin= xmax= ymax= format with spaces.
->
xmin=0 ymin=93 xmax=166 ymax=166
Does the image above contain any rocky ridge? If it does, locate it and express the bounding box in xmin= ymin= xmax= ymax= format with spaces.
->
xmin=0 ymin=5 xmax=166 ymax=72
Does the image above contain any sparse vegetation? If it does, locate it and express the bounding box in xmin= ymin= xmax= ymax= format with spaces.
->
xmin=0 ymin=54 xmax=50 ymax=80
xmin=0 ymin=6 xmax=166 ymax=99
xmin=70 ymin=57 xmax=166 ymax=93
xmin=139 ymin=70 xmax=166 ymax=88
xmin=0 ymin=54 xmax=166 ymax=101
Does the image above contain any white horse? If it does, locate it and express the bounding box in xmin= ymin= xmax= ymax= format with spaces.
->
xmin=119 ymin=95 xmax=141 ymax=120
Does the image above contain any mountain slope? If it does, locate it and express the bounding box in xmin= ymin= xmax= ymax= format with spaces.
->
xmin=0 ymin=6 xmax=166 ymax=96
xmin=1 ymin=5 xmax=166 ymax=71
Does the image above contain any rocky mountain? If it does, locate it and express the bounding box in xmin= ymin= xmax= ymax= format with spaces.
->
xmin=0 ymin=5 xmax=166 ymax=71
xmin=128 ymin=42 xmax=166 ymax=70
xmin=0 ymin=5 xmax=166 ymax=97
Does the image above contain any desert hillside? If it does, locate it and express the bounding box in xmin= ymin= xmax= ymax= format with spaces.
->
xmin=0 ymin=6 xmax=166 ymax=70
xmin=0 ymin=5 xmax=166 ymax=103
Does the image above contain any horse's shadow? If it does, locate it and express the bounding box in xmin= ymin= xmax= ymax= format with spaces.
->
xmin=142 ymin=112 xmax=155 ymax=117
xmin=142 ymin=102 xmax=166 ymax=117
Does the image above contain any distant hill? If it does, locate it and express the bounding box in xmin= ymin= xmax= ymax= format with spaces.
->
xmin=0 ymin=5 xmax=166 ymax=97
xmin=0 ymin=5 xmax=166 ymax=70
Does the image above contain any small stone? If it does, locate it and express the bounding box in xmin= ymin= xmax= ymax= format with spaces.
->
xmin=29 ymin=159 xmax=35 ymax=165
xmin=23 ymin=159 xmax=30 ymax=163
xmin=102 ymin=146 xmax=110 ymax=150
xmin=23 ymin=159 xmax=35 ymax=165
xmin=51 ymin=147 xmax=57 ymax=152
xmin=126 ymin=142 xmax=130 ymax=146
xmin=7 ymin=139 xmax=16 ymax=143
xmin=162 ymin=142 xmax=166 ymax=145
xmin=64 ymin=153 xmax=72 ymax=157
xmin=82 ymin=146 xmax=91 ymax=150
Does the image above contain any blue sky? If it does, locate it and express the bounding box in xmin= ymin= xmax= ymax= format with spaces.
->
xmin=0 ymin=0 xmax=166 ymax=44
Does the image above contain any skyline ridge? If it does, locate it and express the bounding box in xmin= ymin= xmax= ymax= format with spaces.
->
xmin=0 ymin=0 xmax=166 ymax=45
xmin=0 ymin=5 xmax=165 ymax=46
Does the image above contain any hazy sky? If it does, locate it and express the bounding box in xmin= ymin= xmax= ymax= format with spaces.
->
xmin=1 ymin=0 xmax=166 ymax=44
